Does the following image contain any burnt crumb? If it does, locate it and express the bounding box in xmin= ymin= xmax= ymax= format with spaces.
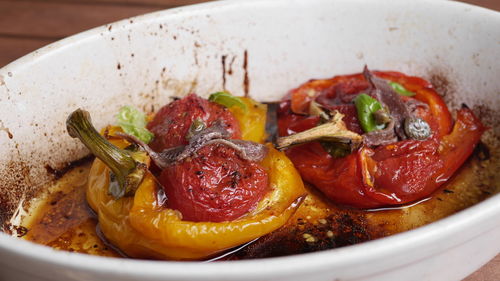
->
xmin=443 ymin=189 xmax=454 ymax=194
xmin=117 ymin=63 xmax=121 ymax=70
xmin=474 ymin=142 xmax=490 ymax=161
xmin=13 ymin=225 xmax=29 ymax=237
xmin=107 ymin=25 xmax=112 ymax=31
xmin=44 ymin=165 xmax=58 ymax=178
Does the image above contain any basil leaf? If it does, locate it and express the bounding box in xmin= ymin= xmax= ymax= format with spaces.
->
xmin=389 ymin=82 xmax=416 ymax=97
xmin=208 ymin=92 xmax=247 ymax=112
xmin=354 ymin=93 xmax=383 ymax=133
xmin=116 ymin=106 xmax=154 ymax=143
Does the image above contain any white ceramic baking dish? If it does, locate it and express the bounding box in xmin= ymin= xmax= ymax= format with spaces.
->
xmin=0 ymin=0 xmax=498 ymax=280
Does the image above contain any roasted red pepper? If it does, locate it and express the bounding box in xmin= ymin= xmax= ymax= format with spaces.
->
xmin=279 ymin=71 xmax=486 ymax=208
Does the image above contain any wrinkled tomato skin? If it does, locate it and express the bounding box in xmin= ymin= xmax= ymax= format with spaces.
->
xmin=359 ymin=107 xmax=486 ymax=205
xmin=147 ymin=94 xmax=241 ymax=151
xmin=160 ymin=143 xmax=269 ymax=222
xmin=280 ymin=71 xmax=485 ymax=208
xmin=364 ymin=140 xmax=443 ymax=203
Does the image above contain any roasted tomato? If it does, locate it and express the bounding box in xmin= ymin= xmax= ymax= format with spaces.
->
xmin=147 ymin=93 xmax=241 ymax=151
xmin=160 ymin=143 xmax=269 ymax=222
xmin=279 ymin=70 xmax=485 ymax=208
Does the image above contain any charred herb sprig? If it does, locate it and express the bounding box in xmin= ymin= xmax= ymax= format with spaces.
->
xmin=276 ymin=111 xmax=362 ymax=151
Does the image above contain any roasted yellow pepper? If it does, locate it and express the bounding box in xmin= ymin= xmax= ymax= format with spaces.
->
xmin=82 ymin=98 xmax=305 ymax=260
xmin=229 ymin=97 xmax=268 ymax=143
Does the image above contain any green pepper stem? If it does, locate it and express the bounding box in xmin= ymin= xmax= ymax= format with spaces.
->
xmin=66 ymin=109 xmax=145 ymax=198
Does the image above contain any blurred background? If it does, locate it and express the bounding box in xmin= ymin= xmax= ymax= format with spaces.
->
xmin=0 ymin=0 xmax=498 ymax=280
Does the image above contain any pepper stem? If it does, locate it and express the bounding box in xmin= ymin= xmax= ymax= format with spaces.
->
xmin=276 ymin=111 xmax=363 ymax=150
xmin=66 ymin=109 xmax=146 ymax=198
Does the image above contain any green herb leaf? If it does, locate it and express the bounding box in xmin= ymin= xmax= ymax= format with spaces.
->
xmin=116 ymin=106 xmax=154 ymax=144
xmin=389 ymin=82 xmax=416 ymax=97
xmin=208 ymin=92 xmax=247 ymax=112
xmin=354 ymin=94 xmax=384 ymax=133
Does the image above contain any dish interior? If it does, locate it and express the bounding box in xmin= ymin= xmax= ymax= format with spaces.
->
xmin=0 ymin=0 xmax=499 ymax=264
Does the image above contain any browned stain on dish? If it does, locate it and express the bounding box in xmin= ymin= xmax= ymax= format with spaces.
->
xmin=22 ymin=161 xmax=120 ymax=257
xmin=243 ymin=50 xmax=249 ymax=97
xmin=0 ymin=160 xmax=34 ymax=230
xmin=44 ymin=155 xmax=93 ymax=180
xmin=221 ymin=54 xmax=227 ymax=90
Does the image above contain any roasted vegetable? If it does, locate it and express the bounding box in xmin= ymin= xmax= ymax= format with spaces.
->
xmin=353 ymin=93 xmax=385 ymax=133
xmin=69 ymin=94 xmax=305 ymax=260
xmin=278 ymin=69 xmax=485 ymax=208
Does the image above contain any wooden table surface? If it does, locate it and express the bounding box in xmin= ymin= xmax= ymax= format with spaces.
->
xmin=0 ymin=0 xmax=498 ymax=280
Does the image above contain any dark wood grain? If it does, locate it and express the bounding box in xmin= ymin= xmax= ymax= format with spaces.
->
xmin=36 ymin=0 xmax=212 ymax=7
xmin=0 ymin=1 xmax=159 ymax=38
xmin=0 ymin=36 xmax=53 ymax=66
